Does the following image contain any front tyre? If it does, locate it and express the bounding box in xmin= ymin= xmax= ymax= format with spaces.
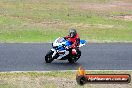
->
xmin=45 ymin=50 xmax=54 ymax=63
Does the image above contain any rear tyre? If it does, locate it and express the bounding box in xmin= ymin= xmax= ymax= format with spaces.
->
xmin=76 ymin=50 xmax=81 ymax=60
xmin=45 ymin=50 xmax=54 ymax=63
xmin=68 ymin=56 xmax=76 ymax=63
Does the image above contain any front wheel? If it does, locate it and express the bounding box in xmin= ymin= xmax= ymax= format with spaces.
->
xmin=45 ymin=50 xmax=54 ymax=63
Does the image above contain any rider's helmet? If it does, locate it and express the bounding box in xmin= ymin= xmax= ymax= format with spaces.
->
xmin=69 ymin=28 xmax=77 ymax=38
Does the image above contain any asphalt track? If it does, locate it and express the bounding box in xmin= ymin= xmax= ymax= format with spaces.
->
xmin=0 ymin=43 xmax=132 ymax=71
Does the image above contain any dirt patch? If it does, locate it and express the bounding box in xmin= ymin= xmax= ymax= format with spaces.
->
xmin=46 ymin=77 xmax=76 ymax=88
xmin=111 ymin=15 xmax=132 ymax=21
xmin=72 ymin=0 xmax=132 ymax=12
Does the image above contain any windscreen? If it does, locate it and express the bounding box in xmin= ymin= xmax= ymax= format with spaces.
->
xmin=57 ymin=38 xmax=65 ymax=43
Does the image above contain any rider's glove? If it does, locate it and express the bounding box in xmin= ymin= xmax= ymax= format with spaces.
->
xmin=63 ymin=37 xmax=66 ymax=40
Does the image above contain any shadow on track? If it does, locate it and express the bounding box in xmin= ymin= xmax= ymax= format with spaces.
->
xmin=43 ymin=61 xmax=81 ymax=70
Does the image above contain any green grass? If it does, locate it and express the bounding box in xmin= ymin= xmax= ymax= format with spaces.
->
xmin=0 ymin=0 xmax=132 ymax=43
xmin=0 ymin=84 xmax=17 ymax=88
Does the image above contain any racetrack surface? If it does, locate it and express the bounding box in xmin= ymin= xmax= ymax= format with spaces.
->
xmin=0 ymin=43 xmax=132 ymax=71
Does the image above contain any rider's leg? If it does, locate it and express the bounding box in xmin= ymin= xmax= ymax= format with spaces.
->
xmin=57 ymin=50 xmax=69 ymax=59
xmin=72 ymin=48 xmax=77 ymax=55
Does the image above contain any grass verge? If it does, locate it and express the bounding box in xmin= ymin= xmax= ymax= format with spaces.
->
xmin=0 ymin=0 xmax=132 ymax=43
xmin=0 ymin=71 xmax=132 ymax=88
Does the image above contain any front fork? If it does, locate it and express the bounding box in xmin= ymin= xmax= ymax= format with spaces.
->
xmin=51 ymin=48 xmax=57 ymax=58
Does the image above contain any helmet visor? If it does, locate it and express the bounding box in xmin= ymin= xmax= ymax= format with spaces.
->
xmin=70 ymin=32 xmax=74 ymax=37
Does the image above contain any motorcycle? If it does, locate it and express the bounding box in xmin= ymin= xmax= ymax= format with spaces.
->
xmin=45 ymin=37 xmax=86 ymax=63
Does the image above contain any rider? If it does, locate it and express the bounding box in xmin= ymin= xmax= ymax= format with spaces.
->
xmin=57 ymin=28 xmax=80 ymax=59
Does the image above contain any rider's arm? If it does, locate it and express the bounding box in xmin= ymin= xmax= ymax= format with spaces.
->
xmin=64 ymin=35 xmax=70 ymax=39
xmin=71 ymin=35 xmax=80 ymax=48
xmin=71 ymin=38 xmax=80 ymax=48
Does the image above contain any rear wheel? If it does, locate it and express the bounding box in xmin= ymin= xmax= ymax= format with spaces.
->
xmin=76 ymin=50 xmax=81 ymax=60
xmin=68 ymin=56 xmax=76 ymax=63
xmin=45 ymin=50 xmax=54 ymax=63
